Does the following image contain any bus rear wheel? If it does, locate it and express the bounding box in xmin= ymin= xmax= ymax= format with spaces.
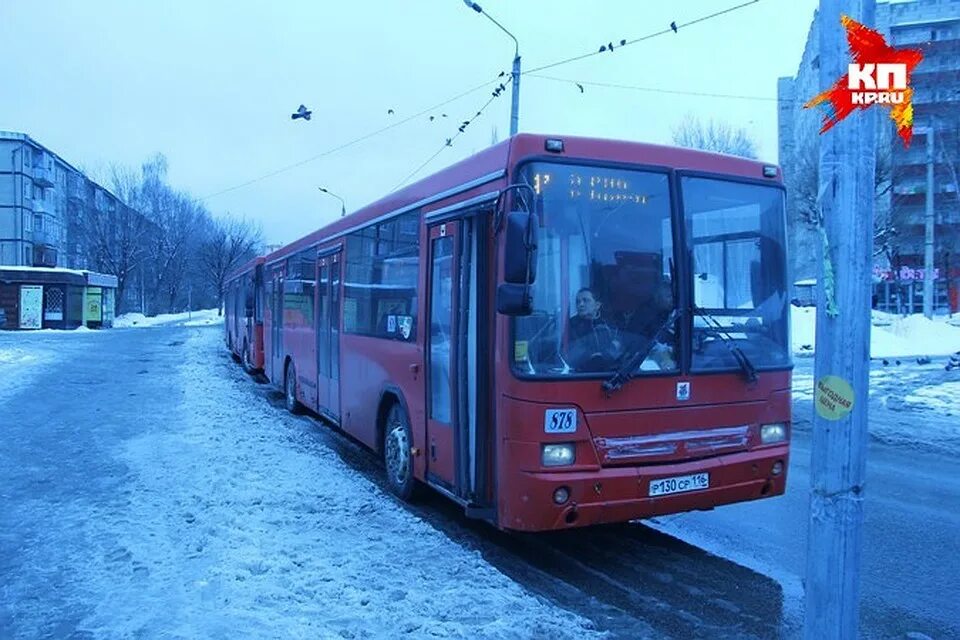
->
xmin=384 ymin=403 xmax=419 ymax=501
xmin=242 ymin=341 xmax=254 ymax=375
xmin=284 ymin=361 xmax=302 ymax=414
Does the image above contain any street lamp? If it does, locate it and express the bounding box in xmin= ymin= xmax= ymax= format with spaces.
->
xmin=462 ymin=0 xmax=520 ymax=137
xmin=318 ymin=187 xmax=346 ymax=217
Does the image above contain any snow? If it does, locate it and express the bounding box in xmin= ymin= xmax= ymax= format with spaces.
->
xmin=62 ymin=327 xmax=600 ymax=639
xmin=904 ymin=381 xmax=960 ymax=416
xmin=114 ymin=308 xmax=222 ymax=328
xmin=0 ymin=343 xmax=58 ymax=405
xmin=791 ymin=306 xmax=960 ymax=358
xmin=0 ymin=265 xmax=88 ymax=276
xmin=793 ymin=360 xmax=960 ymax=455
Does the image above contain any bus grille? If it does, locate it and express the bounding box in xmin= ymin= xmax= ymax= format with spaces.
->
xmin=594 ymin=425 xmax=751 ymax=465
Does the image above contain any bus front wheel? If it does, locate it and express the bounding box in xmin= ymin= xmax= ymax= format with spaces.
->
xmin=384 ymin=403 xmax=419 ymax=501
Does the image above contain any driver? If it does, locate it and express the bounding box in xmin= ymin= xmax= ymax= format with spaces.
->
xmin=566 ymin=288 xmax=621 ymax=371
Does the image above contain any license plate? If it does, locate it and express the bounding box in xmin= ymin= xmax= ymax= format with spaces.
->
xmin=649 ymin=472 xmax=710 ymax=497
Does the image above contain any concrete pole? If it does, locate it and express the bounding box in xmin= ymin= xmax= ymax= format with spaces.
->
xmin=923 ymin=127 xmax=935 ymax=318
xmin=510 ymin=54 xmax=521 ymax=137
xmin=804 ymin=1 xmax=875 ymax=638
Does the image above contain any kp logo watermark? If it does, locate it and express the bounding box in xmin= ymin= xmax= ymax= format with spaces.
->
xmin=805 ymin=16 xmax=923 ymax=147
xmin=848 ymin=63 xmax=907 ymax=105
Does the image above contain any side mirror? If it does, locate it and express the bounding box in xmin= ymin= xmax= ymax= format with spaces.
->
xmin=503 ymin=211 xmax=538 ymax=284
xmin=497 ymin=283 xmax=534 ymax=316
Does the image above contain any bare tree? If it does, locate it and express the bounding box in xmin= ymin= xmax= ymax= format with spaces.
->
xmin=199 ymin=214 xmax=263 ymax=315
xmin=671 ymin=115 xmax=759 ymax=159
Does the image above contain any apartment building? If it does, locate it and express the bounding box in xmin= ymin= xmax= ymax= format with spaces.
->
xmin=778 ymin=0 xmax=960 ymax=311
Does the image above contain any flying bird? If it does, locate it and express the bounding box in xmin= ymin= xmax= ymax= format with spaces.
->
xmin=387 ymin=109 xmax=395 ymax=115
xmin=670 ymin=21 xmax=678 ymax=33
xmin=291 ymin=104 xmax=312 ymax=121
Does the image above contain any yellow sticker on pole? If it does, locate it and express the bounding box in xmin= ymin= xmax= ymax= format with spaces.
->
xmin=815 ymin=375 xmax=855 ymax=420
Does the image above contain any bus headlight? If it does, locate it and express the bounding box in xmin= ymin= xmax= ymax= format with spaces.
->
xmin=542 ymin=443 xmax=575 ymax=467
xmin=760 ymin=423 xmax=788 ymax=444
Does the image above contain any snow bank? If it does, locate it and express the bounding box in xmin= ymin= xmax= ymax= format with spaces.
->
xmin=69 ymin=328 xmax=601 ymax=639
xmin=791 ymin=306 xmax=960 ymax=358
xmin=114 ymin=308 xmax=221 ymax=328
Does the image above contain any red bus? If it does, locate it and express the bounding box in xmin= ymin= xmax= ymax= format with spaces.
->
xmin=224 ymin=256 xmax=266 ymax=374
xmin=244 ymin=134 xmax=791 ymax=532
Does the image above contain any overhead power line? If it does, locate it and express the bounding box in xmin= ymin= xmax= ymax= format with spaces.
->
xmin=523 ymin=0 xmax=761 ymax=75
xmin=198 ymin=74 xmax=505 ymax=203
xmin=200 ymin=0 xmax=763 ymax=204
xmin=392 ymin=80 xmax=509 ymax=191
xmin=528 ymin=74 xmax=792 ymax=103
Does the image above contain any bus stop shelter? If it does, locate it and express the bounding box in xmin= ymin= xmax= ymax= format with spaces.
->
xmin=0 ymin=266 xmax=117 ymax=330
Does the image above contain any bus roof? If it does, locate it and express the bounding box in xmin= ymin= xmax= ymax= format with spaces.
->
xmin=261 ymin=133 xmax=780 ymax=266
xmin=225 ymin=254 xmax=265 ymax=284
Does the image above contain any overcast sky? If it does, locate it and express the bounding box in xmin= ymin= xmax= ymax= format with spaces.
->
xmin=0 ymin=0 xmax=818 ymax=245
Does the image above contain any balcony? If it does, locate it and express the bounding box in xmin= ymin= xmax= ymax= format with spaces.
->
xmin=32 ymin=166 xmax=55 ymax=188
xmin=32 ymin=198 xmax=49 ymax=213
xmin=32 ymin=229 xmax=54 ymax=246
xmin=32 ymin=245 xmax=58 ymax=268
xmin=67 ymin=174 xmax=86 ymax=203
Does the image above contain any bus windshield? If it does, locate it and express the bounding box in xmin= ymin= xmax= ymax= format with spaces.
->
xmin=513 ymin=162 xmax=679 ymax=377
xmin=683 ymin=176 xmax=790 ymax=372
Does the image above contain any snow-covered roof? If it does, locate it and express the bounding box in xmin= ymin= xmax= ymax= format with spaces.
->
xmin=0 ymin=265 xmax=118 ymax=287
xmin=0 ymin=265 xmax=87 ymax=276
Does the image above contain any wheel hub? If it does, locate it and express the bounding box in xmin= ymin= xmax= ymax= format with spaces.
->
xmin=385 ymin=421 xmax=409 ymax=485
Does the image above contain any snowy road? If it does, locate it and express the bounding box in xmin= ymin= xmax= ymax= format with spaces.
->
xmin=0 ymin=326 xmax=598 ymax=639
xmin=2 ymin=325 xmax=957 ymax=639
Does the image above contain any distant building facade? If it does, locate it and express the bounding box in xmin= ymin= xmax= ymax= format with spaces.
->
xmin=0 ymin=131 xmax=153 ymax=312
xmin=778 ymin=0 xmax=960 ymax=312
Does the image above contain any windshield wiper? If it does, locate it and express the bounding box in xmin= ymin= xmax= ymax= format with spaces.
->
xmin=602 ymin=309 xmax=679 ymax=397
xmin=692 ymin=305 xmax=758 ymax=383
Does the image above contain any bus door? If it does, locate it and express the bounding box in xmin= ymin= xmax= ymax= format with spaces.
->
xmin=269 ymin=265 xmax=284 ymax=383
xmin=427 ymin=214 xmax=489 ymax=503
xmin=427 ymin=221 xmax=460 ymax=490
xmin=316 ymin=249 xmax=342 ymax=421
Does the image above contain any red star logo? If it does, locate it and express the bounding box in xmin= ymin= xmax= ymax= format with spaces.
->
xmin=805 ymin=15 xmax=923 ymax=147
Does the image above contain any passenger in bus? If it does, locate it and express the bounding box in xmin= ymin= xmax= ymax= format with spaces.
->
xmin=606 ymin=259 xmax=677 ymax=370
xmin=565 ymin=287 xmax=622 ymax=371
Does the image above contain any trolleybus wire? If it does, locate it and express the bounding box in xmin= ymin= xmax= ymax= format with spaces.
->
xmin=522 ymin=0 xmax=761 ymax=76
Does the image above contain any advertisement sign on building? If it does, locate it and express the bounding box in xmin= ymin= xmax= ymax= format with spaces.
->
xmin=84 ymin=287 xmax=102 ymax=324
xmin=19 ymin=285 xmax=43 ymax=329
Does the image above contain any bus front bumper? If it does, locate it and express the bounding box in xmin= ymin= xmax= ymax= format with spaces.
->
xmin=499 ymin=445 xmax=789 ymax=532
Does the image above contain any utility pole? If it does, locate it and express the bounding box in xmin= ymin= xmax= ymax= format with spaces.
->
xmin=805 ymin=0 xmax=875 ymax=638
xmin=923 ymin=125 xmax=935 ymax=318
xmin=463 ymin=1 xmax=520 ymax=136
xmin=510 ymin=51 xmax=521 ymax=137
